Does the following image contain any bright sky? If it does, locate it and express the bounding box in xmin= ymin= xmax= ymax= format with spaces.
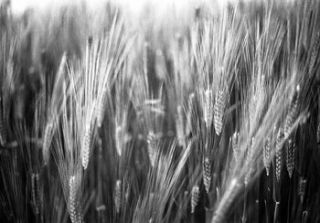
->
xmin=10 ymin=0 xmax=107 ymax=13
xmin=9 ymin=0 xmax=237 ymax=15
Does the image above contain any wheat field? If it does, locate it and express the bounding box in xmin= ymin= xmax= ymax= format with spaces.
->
xmin=0 ymin=0 xmax=320 ymax=222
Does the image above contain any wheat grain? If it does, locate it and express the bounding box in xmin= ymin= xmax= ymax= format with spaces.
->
xmin=263 ymin=136 xmax=271 ymax=176
xmin=284 ymin=85 xmax=300 ymax=138
xmin=232 ymin=132 xmax=239 ymax=163
xmin=214 ymin=89 xmax=226 ymax=135
xmin=203 ymin=89 xmax=213 ymax=129
xmin=43 ymin=122 xmax=53 ymax=165
xmin=176 ymin=105 xmax=185 ymax=147
xmin=115 ymin=124 xmax=123 ymax=157
xmin=115 ymin=179 xmax=121 ymax=214
xmin=203 ymin=157 xmax=211 ymax=194
xmin=245 ymin=137 xmax=254 ymax=185
xmin=81 ymin=121 xmax=92 ymax=170
xmin=147 ymin=131 xmax=157 ymax=167
xmin=298 ymin=177 xmax=307 ymax=203
xmin=191 ymin=185 xmax=200 ymax=214
xmin=286 ymin=139 xmax=295 ymax=178
xmin=275 ymin=128 xmax=284 ymax=182
xmin=211 ymin=178 xmax=240 ymax=223
xmin=185 ymin=93 xmax=194 ymax=137
xmin=69 ymin=174 xmax=82 ymax=223
xmin=31 ymin=173 xmax=40 ymax=214
xmin=96 ymin=92 xmax=107 ymax=128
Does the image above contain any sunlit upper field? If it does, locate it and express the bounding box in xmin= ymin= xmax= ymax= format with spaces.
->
xmin=9 ymin=0 xmax=242 ymax=15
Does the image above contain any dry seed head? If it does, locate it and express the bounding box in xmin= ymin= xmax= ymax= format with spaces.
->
xmin=231 ymin=132 xmax=240 ymax=163
xmin=202 ymin=89 xmax=213 ymax=129
xmin=43 ymin=122 xmax=54 ymax=165
xmin=115 ymin=180 xmax=121 ymax=214
xmin=275 ymin=128 xmax=284 ymax=182
xmin=185 ymin=93 xmax=195 ymax=136
xmin=245 ymin=137 xmax=254 ymax=185
xmin=203 ymin=157 xmax=211 ymax=193
xmin=147 ymin=131 xmax=158 ymax=167
xmin=81 ymin=122 xmax=92 ymax=170
xmin=96 ymin=93 xmax=107 ymax=128
xmin=191 ymin=185 xmax=200 ymax=214
xmin=212 ymin=178 xmax=239 ymax=223
xmin=214 ymin=89 xmax=226 ymax=135
xmin=263 ymin=137 xmax=271 ymax=176
xmin=286 ymin=139 xmax=295 ymax=178
xmin=176 ymin=105 xmax=185 ymax=147
xmin=115 ymin=124 xmax=123 ymax=157
xmin=284 ymin=86 xmax=299 ymax=138
xmin=69 ymin=174 xmax=82 ymax=223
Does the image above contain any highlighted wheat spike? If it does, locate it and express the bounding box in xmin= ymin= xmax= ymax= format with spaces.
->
xmin=31 ymin=173 xmax=40 ymax=214
xmin=176 ymin=105 xmax=185 ymax=147
xmin=43 ymin=122 xmax=54 ymax=165
xmin=214 ymin=89 xmax=226 ymax=135
xmin=298 ymin=177 xmax=307 ymax=203
xmin=96 ymin=93 xmax=107 ymax=128
xmin=211 ymin=178 xmax=240 ymax=223
xmin=231 ymin=132 xmax=239 ymax=163
xmin=81 ymin=121 xmax=92 ymax=170
xmin=284 ymin=85 xmax=300 ymax=138
xmin=203 ymin=89 xmax=213 ymax=129
xmin=185 ymin=93 xmax=195 ymax=137
xmin=115 ymin=124 xmax=123 ymax=157
xmin=275 ymin=128 xmax=284 ymax=182
xmin=69 ymin=174 xmax=82 ymax=223
xmin=263 ymin=136 xmax=271 ymax=176
xmin=203 ymin=157 xmax=211 ymax=194
xmin=115 ymin=180 xmax=121 ymax=214
xmin=191 ymin=185 xmax=200 ymax=214
xmin=147 ymin=131 xmax=157 ymax=167
xmin=245 ymin=137 xmax=254 ymax=185
xmin=286 ymin=139 xmax=296 ymax=178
